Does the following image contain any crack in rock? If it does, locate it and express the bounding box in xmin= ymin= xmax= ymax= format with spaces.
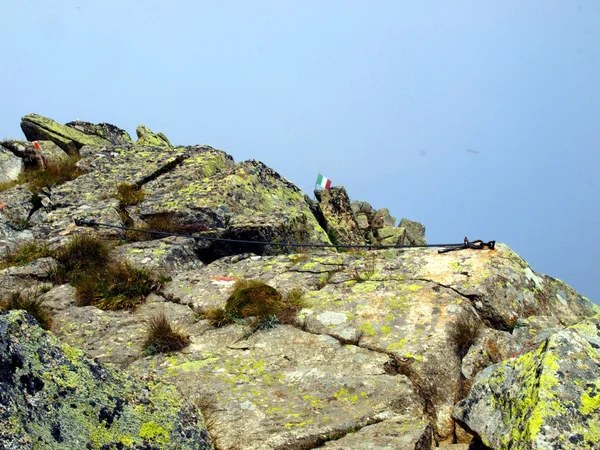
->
xmin=272 ymin=414 xmax=388 ymax=450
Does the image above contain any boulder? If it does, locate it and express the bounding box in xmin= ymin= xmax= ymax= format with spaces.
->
xmin=139 ymin=159 xmax=330 ymax=258
xmin=0 ymin=145 xmax=22 ymax=182
xmin=453 ymin=314 xmax=600 ymax=449
xmin=20 ymin=113 xmax=112 ymax=154
xmin=377 ymin=225 xmax=406 ymax=246
xmin=136 ymin=124 xmax=172 ymax=148
xmin=0 ymin=310 xmax=212 ymax=449
xmin=315 ymin=186 xmax=365 ymax=246
xmin=66 ymin=120 xmax=134 ymax=145
xmin=400 ymin=218 xmax=427 ymax=245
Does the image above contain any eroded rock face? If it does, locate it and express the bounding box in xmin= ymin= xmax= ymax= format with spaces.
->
xmin=0 ymin=145 xmax=22 ymax=182
xmin=21 ymin=113 xmax=112 ymax=154
xmin=66 ymin=120 xmax=134 ymax=146
xmin=0 ymin=310 xmax=212 ymax=450
xmin=453 ymin=314 xmax=600 ymax=449
xmin=400 ymin=218 xmax=426 ymax=245
xmin=46 ymin=242 xmax=599 ymax=445
xmin=315 ymin=186 xmax=365 ymax=246
xmin=138 ymin=159 xmax=330 ymax=258
xmin=136 ymin=124 xmax=172 ymax=148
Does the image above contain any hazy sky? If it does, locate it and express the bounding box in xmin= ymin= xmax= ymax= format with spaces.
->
xmin=2 ymin=1 xmax=599 ymax=302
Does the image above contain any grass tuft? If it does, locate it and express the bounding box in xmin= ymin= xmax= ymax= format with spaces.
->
xmin=74 ymin=261 xmax=156 ymax=310
xmin=206 ymin=281 xmax=305 ymax=329
xmin=50 ymin=234 xmax=113 ymax=282
xmin=142 ymin=311 xmax=191 ymax=355
xmin=0 ymin=290 xmax=53 ymax=330
xmin=116 ymin=182 xmax=145 ymax=206
xmin=0 ymin=241 xmax=52 ymax=270
xmin=19 ymin=155 xmax=84 ymax=194
xmin=50 ymin=233 xmax=163 ymax=310
xmin=449 ymin=314 xmax=482 ymax=360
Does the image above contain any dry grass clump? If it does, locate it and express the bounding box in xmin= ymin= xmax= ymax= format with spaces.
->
xmin=116 ymin=182 xmax=145 ymax=206
xmin=49 ymin=233 xmax=163 ymax=310
xmin=206 ymin=281 xmax=305 ymax=330
xmin=0 ymin=241 xmax=52 ymax=270
xmin=0 ymin=179 xmax=18 ymax=192
xmin=20 ymin=155 xmax=84 ymax=194
xmin=50 ymin=233 xmax=113 ymax=282
xmin=449 ymin=314 xmax=482 ymax=360
xmin=75 ymin=261 xmax=158 ymax=310
xmin=142 ymin=311 xmax=191 ymax=355
xmin=0 ymin=291 xmax=53 ymax=330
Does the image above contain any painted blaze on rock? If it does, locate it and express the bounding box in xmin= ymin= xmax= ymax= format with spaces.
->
xmin=453 ymin=314 xmax=600 ymax=449
xmin=0 ymin=310 xmax=213 ymax=450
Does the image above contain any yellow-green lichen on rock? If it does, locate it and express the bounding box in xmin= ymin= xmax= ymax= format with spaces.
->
xmin=20 ymin=113 xmax=112 ymax=154
xmin=0 ymin=310 xmax=213 ymax=450
xmin=135 ymin=124 xmax=173 ymax=148
xmin=453 ymin=314 xmax=600 ymax=449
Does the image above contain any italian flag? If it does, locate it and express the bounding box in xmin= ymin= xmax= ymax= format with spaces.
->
xmin=316 ymin=173 xmax=332 ymax=190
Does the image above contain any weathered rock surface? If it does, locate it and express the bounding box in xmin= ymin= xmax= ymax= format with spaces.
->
xmin=1 ymin=113 xmax=598 ymax=449
xmin=321 ymin=417 xmax=434 ymax=449
xmin=400 ymin=218 xmax=427 ymax=245
xmin=46 ymin=242 xmax=598 ymax=445
xmin=66 ymin=120 xmax=134 ymax=146
xmin=0 ymin=145 xmax=22 ymax=182
xmin=0 ymin=310 xmax=212 ymax=450
xmin=138 ymin=159 xmax=330 ymax=257
xmin=111 ymin=236 xmax=204 ymax=273
xmin=21 ymin=113 xmax=112 ymax=154
xmin=453 ymin=314 xmax=600 ymax=450
xmin=315 ymin=186 xmax=365 ymax=246
xmin=378 ymin=225 xmax=407 ymax=246
xmin=0 ymin=184 xmax=35 ymax=254
xmin=136 ymin=124 xmax=172 ymax=148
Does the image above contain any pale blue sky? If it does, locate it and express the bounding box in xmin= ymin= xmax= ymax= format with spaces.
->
xmin=2 ymin=1 xmax=599 ymax=302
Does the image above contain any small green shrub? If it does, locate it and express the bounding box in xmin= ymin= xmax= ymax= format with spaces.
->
xmin=75 ymin=261 xmax=156 ymax=310
xmin=116 ymin=182 xmax=145 ymax=206
xmin=142 ymin=311 xmax=191 ymax=355
xmin=449 ymin=314 xmax=482 ymax=360
xmin=0 ymin=291 xmax=53 ymax=330
xmin=206 ymin=281 xmax=305 ymax=329
xmin=0 ymin=241 xmax=52 ymax=270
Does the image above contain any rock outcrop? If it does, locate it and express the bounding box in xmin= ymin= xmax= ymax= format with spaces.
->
xmin=453 ymin=314 xmax=600 ymax=449
xmin=1 ymin=113 xmax=598 ymax=449
xmin=0 ymin=310 xmax=212 ymax=449
xmin=315 ymin=186 xmax=365 ymax=246
xmin=21 ymin=113 xmax=113 ymax=154
xmin=0 ymin=145 xmax=22 ymax=182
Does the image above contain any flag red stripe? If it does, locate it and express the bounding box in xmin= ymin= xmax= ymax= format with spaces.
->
xmin=325 ymin=179 xmax=331 ymax=189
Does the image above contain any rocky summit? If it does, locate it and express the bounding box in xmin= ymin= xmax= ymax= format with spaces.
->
xmin=0 ymin=114 xmax=598 ymax=450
